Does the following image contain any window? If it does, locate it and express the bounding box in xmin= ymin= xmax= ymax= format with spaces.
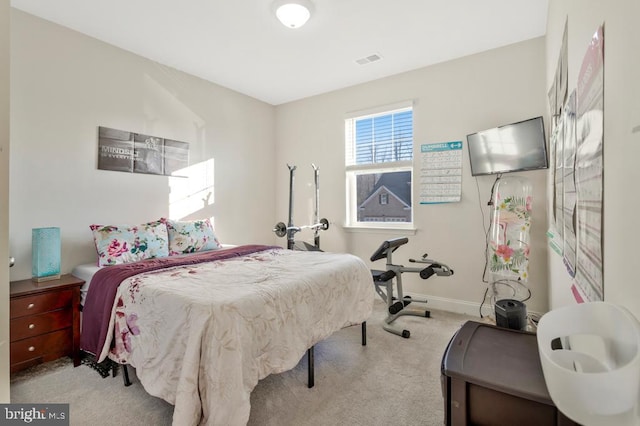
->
xmin=345 ymin=104 xmax=413 ymax=228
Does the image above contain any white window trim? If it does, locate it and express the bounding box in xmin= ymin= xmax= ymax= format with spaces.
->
xmin=344 ymin=100 xmax=414 ymax=120
xmin=345 ymin=160 xmax=413 ymax=173
xmin=344 ymin=101 xmax=415 ymax=229
xmin=344 ymin=101 xmax=416 ymax=230
xmin=342 ymin=224 xmax=417 ymax=234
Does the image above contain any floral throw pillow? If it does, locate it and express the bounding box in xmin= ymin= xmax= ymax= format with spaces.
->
xmin=162 ymin=218 xmax=221 ymax=255
xmin=90 ymin=221 xmax=169 ymax=266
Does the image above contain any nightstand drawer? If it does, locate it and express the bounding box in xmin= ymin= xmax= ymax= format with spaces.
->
xmin=10 ymin=289 xmax=72 ymax=319
xmin=10 ymin=329 xmax=72 ymax=367
xmin=10 ymin=274 xmax=85 ymax=373
xmin=10 ymin=309 xmax=73 ymax=342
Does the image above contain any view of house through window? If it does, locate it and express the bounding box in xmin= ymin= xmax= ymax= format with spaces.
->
xmin=358 ymin=171 xmax=411 ymax=222
xmin=345 ymin=104 xmax=413 ymax=227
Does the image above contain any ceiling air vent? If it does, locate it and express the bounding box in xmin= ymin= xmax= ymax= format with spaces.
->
xmin=355 ymin=54 xmax=382 ymax=65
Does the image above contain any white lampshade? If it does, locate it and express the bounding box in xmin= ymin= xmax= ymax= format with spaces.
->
xmin=275 ymin=1 xmax=312 ymax=29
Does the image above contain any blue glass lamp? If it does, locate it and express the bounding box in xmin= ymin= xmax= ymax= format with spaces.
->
xmin=32 ymin=227 xmax=61 ymax=282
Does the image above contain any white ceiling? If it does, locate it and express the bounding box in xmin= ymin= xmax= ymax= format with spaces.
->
xmin=10 ymin=0 xmax=549 ymax=106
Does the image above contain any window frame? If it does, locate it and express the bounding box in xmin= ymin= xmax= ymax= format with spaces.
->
xmin=344 ymin=102 xmax=415 ymax=231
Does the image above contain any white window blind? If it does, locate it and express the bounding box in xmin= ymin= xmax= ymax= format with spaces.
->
xmin=345 ymin=107 xmax=413 ymax=167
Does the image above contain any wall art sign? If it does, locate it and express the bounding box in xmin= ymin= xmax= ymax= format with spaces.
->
xmin=98 ymin=126 xmax=189 ymax=176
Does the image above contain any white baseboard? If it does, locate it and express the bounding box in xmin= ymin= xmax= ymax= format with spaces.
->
xmin=402 ymin=291 xmax=487 ymax=318
xmin=402 ymin=291 xmax=544 ymax=321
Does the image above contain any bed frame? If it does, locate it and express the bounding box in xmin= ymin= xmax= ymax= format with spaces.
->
xmin=115 ymin=322 xmax=367 ymax=388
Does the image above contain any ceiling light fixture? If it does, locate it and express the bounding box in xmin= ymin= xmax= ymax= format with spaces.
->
xmin=274 ymin=0 xmax=313 ymax=29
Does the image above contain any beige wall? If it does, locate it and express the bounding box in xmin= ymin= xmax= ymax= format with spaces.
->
xmin=15 ymin=1 xmax=637 ymax=331
xmin=9 ymin=10 xmax=277 ymax=281
xmin=276 ymin=38 xmax=549 ymax=316
xmin=6 ymin=0 xmax=640 ymax=400
xmin=545 ymin=1 xmax=640 ymax=319
xmin=0 ymin=0 xmax=10 ymax=402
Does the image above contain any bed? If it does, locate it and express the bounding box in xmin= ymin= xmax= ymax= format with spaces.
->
xmin=78 ymin=241 xmax=373 ymax=426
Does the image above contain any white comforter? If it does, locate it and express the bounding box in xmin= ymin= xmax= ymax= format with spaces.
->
xmin=104 ymin=248 xmax=373 ymax=425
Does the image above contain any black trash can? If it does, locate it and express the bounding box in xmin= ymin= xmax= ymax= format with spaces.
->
xmin=495 ymin=298 xmax=527 ymax=330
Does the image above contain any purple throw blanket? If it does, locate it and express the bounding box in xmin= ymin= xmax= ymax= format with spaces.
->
xmin=80 ymin=245 xmax=280 ymax=359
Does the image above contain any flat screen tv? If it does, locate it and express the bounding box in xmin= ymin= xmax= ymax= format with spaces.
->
xmin=466 ymin=116 xmax=548 ymax=177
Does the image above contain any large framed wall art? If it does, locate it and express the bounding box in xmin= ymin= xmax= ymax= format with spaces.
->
xmin=97 ymin=126 xmax=189 ymax=177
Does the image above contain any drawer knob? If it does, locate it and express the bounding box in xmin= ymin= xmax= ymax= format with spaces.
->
xmin=28 ymin=324 xmax=35 ymax=330
xmin=28 ymin=346 xmax=35 ymax=352
xmin=27 ymin=303 xmax=35 ymax=309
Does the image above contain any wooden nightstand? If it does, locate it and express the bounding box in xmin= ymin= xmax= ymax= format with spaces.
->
xmin=9 ymin=274 xmax=84 ymax=373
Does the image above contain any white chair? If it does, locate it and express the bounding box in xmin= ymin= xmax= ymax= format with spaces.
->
xmin=537 ymin=302 xmax=640 ymax=426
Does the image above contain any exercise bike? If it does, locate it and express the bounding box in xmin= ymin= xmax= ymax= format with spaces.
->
xmin=370 ymin=237 xmax=453 ymax=338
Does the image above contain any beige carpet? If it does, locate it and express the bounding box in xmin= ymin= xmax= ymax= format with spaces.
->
xmin=10 ymin=300 xmax=475 ymax=426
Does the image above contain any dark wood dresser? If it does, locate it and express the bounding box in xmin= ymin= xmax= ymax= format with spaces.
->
xmin=9 ymin=274 xmax=84 ymax=373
